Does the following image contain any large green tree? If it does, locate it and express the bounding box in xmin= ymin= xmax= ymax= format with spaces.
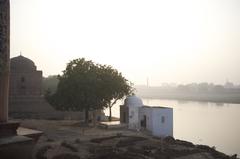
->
xmin=46 ymin=58 xmax=133 ymax=123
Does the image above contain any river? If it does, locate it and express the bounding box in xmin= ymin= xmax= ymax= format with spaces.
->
xmin=104 ymin=99 xmax=240 ymax=156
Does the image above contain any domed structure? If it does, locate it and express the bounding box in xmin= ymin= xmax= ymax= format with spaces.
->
xmin=9 ymin=55 xmax=42 ymax=96
xmin=124 ymin=95 xmax=143 ymax=107
xmin=10 ymin=55 xmax=36 ymax=72
xmin=9 ymin=55 xmax=88 ymax=120
xmin=120 ymin=95 xmax=174 ymax=137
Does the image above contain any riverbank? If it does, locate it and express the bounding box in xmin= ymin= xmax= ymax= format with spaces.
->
xmin=15 ymin=119 xmax=238 ymax=159
xmin=138 ymin=93 xmax=240 ymax=104
xmin=136 ymin=85 xmax=240 ymax=104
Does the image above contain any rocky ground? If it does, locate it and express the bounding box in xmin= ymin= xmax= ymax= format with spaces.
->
xmin=16 ymin=119 xmax=238 ymax=159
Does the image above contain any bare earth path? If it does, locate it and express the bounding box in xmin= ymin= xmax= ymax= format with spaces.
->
xmin=15 ymin=119 xmax=237 ymax=159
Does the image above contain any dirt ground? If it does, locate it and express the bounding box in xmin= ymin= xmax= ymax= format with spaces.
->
xmin=15 ymin=119 xmax=237 ymax=159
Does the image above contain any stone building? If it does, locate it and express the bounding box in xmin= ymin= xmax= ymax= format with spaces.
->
xmin=120 ymin=95 xmax=173 ymax=137
xmin=10 ymin=55 xmax=42 ymax=96
xmin=8 ymin=55 xmax=88 ymax=120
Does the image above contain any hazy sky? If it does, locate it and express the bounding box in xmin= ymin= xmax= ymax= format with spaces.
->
xmin=10 ymin=0 xmax=240 ymax=86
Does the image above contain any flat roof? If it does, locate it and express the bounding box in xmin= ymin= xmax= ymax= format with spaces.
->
xmin=120 ymin=104 xmax=173 ymax=109
xmin=142 ymin=105 xmax=172 ymax=109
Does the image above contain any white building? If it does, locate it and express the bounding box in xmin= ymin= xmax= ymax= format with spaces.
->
xmin=120 ymin=95 xmax=173 ymax=137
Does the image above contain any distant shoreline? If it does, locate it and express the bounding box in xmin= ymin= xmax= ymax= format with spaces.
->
xmin=138 ymin=93 xmax=240 ymax=104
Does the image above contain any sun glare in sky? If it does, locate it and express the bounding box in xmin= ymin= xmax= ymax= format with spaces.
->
xmin=10 ymin=0 xmax=240 ymax=86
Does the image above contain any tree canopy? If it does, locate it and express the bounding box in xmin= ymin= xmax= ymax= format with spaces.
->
xmin=46 ymin=58 xmax=133 ymax=122
xmin=42 ymin=75 xmax=59 ymax=95
xmin=98 ymin=65 xmax=133 ymax=121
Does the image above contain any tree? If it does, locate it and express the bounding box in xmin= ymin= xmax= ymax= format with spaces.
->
xmin=46 ymin=58 xmax=133 ymax=123
xmin=42 ymin=75 xmax=59 ymax=94
xmin=46 ymin=58 xmax=106 ymax=122
xmin=98 ymin=65 xmax=133 ymax=121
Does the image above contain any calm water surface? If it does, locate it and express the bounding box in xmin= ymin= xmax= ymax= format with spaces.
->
xmin=105 ymin=99 xmax=240 ymax=156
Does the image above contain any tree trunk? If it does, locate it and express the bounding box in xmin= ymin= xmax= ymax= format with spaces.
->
xmin=85 ymin=109 xmax=89 ymax=124
xmin=93 ymin=110 xmax=96 ymax=127
xmin=108 ymin=106 xmax=112 ymax=121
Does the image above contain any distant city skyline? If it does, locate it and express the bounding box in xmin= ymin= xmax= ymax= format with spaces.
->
xmin=10 ymin=0 xmax=240 ymax=86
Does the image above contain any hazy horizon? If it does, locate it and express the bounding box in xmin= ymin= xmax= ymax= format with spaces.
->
xmin=10 ymin=0 xmax=240 ymax=86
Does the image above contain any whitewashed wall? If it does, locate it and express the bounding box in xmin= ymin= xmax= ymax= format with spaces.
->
xmin=152 ymin=108 xmax=173 ymax=137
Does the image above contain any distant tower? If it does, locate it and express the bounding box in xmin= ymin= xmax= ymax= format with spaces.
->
xmin=147 ymin=77 xmax=149 ymax=88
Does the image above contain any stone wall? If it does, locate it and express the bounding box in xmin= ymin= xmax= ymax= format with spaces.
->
xmin=0 ymin=0 xmax=10 ymax=122
xmin=9 ymin=96 xmax=85 ymax=120
xmin=10 ymin=71 xmax=42 ymax=96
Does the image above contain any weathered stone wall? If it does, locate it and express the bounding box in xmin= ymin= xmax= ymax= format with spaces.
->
xmin=0 ymin=0 xmax=10 ymax=122
xmin=9 ymin=55 xmax=43 ymax=96
xmin=9 ymin=71 xmax=42 ymax=96
xmin=9 ymin=96 xmax=85 ymax=120
xmin=8 ymin=55 xmax=87 ymax=120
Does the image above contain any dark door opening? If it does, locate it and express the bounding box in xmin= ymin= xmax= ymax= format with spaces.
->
xmin=123 ymin=112 xmax=126 ymax=123
xmin=141 ymin=115 xmax=147 ymax=128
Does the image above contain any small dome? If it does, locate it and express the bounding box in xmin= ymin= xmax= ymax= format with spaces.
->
xmin=11 ymin=55 xmax=36 ymax=72
xmin=124 ymin=95 xmax=143 ymax=107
